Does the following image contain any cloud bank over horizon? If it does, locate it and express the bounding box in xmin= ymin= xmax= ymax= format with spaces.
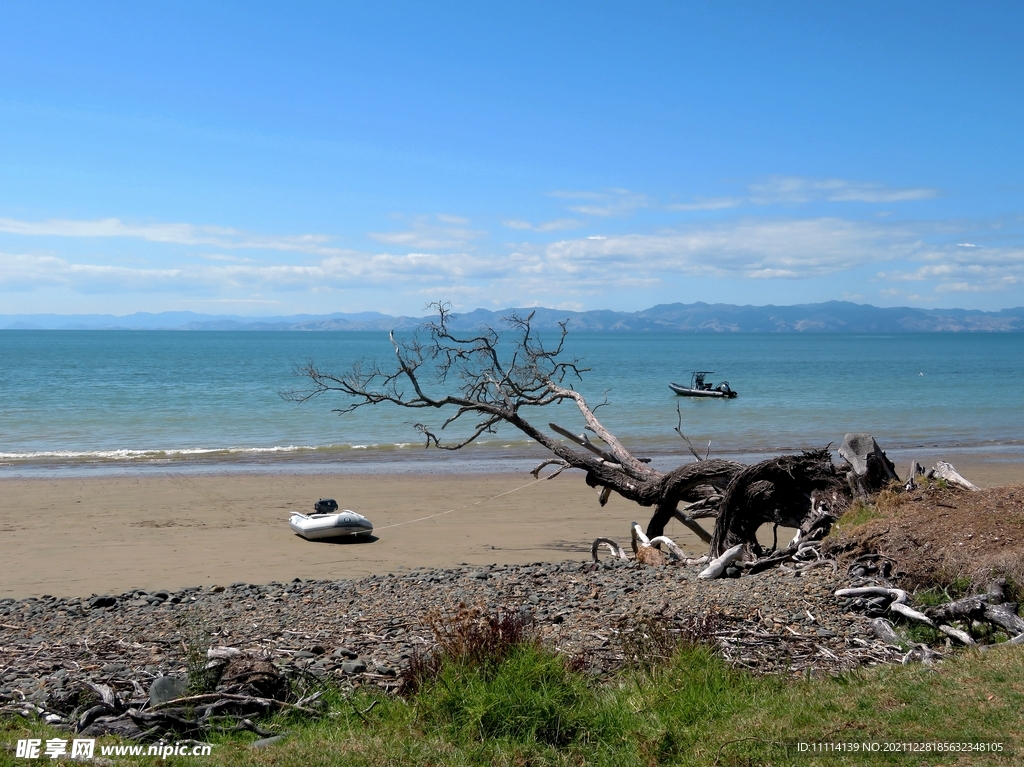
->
xmin=1 ymin=176 xmax=1021 ymax=315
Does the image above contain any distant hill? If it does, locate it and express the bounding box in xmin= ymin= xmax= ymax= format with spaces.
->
xmin=3 ymin=302 xmax=1023 ymax=332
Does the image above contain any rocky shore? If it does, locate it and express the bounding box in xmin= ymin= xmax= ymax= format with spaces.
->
xmin=0 ymin=557 xmax=909 ymax=716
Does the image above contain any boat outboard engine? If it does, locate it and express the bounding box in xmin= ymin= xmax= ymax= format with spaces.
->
xmin=314 ymin=498 xmax=339 ymax=513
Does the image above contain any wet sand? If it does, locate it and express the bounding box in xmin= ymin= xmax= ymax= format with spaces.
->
xmin=2 ymin=456 xmax=1021 ymax=600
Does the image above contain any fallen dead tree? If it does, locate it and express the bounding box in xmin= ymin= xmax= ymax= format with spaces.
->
xmin=287 ymin=304 xmax=1000 ymax=590
xmin=288 ymin=304 xmax=864 ymax=575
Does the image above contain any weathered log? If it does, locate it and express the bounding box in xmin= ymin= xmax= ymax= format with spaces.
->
xmin=835 ymin=586 xmax=910 ymax=604
xmin=709 ymin=449 xmax=848 ymax=557
xmin=937 ymin=624 xmax=976 ymax=646
xmin=698 ymin=544 xmax=745 ymax=580
xmin=870 ymin=618 xmax=906 ymax=648
xmin=643 ymin=459 xmax=745 ymax=539
xmin=839 ymin=433 xmax=899 ymax=496
xmin=925 ymin=595 xmax=988 ymax=623
xmin=889 ymin=601 xmax=935 ymax=627
xmin=927 ymin=461 xmax=979 ymax=491
xmin=983 ymin=604 xmax=1024 ymax=635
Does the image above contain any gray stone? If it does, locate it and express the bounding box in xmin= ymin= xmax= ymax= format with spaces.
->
xmin=89 ymin=596 xmax=117 ymax=609
xmin=375 ymin=664 xmax=396 ymax=677
xmin=148 ymin=676 xmax=189 ymax=706
xmin=251 ymin=735 xmax=288 ymax=749
xmin=341 ymin=659 xmax=367 ymax=674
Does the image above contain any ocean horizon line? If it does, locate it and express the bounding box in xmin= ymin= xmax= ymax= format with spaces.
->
xmin=3 ymin=300 xmax=1024 ymax=333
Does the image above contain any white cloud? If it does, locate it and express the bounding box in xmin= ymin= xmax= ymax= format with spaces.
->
xmin=501 ymin=218 xmax=582 ymax=232
xmin=665 ymin=197 xmax=743 ymax=211
xmin=368 ymin=215 xmax=486 ymax=250
xmin=436 ymin=214 xmax=470 ymax=225
xmin=875 ymin=245 xmax=1024 ymax=294
xmin=748 ymin=176 xmax=940 ymax=204
xmin=3 ymin=197 xmax=1020 ymax=311
xmin=0 ymin=246 xmax=508 ymax=295
xmin=548 ymin=189 xmax=649 ymax=217
xmin=542 ymin=218 xmax=920 ymax=279
xmin=0 ymin=217 xmax=343 ymax=255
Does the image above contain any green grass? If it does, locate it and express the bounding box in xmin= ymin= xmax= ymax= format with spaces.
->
xmin=913 ymin=578 xmax=975 ymax=607
xmin=835 ymin=500 xmax=884 ymax=529
xmin=4 ymin=642 xmax=1022 ymax=766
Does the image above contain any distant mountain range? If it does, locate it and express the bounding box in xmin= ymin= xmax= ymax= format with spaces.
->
xmin=3 ymin=302 xmax=1024 ymax=332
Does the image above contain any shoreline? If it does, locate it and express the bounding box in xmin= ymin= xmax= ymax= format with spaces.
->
xmin=3 ymin=441 xmax=1024 ymax=478
xmin=2 ymin=456 xmax=1022 ymax=601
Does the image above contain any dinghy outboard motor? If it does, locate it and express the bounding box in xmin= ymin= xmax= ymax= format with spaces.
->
xmin=314 ymin=498 xmax=339 ymax=513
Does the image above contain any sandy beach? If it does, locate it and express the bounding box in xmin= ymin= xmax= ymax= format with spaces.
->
xmin=3 ymin=455 xmax=1022 ymax=600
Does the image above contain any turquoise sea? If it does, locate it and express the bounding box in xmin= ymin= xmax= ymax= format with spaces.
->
xmin=1 ymin=330 xmax=1023 ymax=476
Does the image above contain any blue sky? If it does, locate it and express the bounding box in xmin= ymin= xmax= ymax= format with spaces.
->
xmin=1 ymin=2 xmax=1022 ymax=316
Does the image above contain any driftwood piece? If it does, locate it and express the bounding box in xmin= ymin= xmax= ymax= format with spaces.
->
xmin=925 ymin=595 xmax=988 ymax=623
xmin=889 ymin=601 xmax=935 ymax=627
xmin=648 ymin=535 xmax=686 ymax=560
xmin=84 ymin=682 xmax=120 ymax=710
xmin=937 ymin=624 xmax=976 ymax=646
xmin=983 ymin=604 xmax=1024 ymax=635
xmin=838 ymin=433 xmax=899 ymax=496
xmin=73 ymin=649 xmax=308 ymax=741
xmin=902 ymin=643 xmax=941 ymax=665
xmin=591 ymin=537 xmax=627 ymax=562
xmin=870 ymin=617 xmax=906 ymax=648
xmin=835 ymin=586 xmax=909 ymax=603
xmin=985 ymin=632 xmax=1024 ymax=650
xmin=698 ymin=544 xmax=745 ymax=580
xmin=927 ymin=461 xmax=979 ymax=491
xmin=903 ymin=460 xmax=926 ymax=491
xmin=591 ymin=526 xmax=686 ymax=565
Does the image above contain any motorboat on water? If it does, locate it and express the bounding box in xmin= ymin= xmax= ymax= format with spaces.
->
xmin=289 ymin=498 xmax=374 ymax=541
xmin=669 ymin=371 xmax=737 ymax=399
